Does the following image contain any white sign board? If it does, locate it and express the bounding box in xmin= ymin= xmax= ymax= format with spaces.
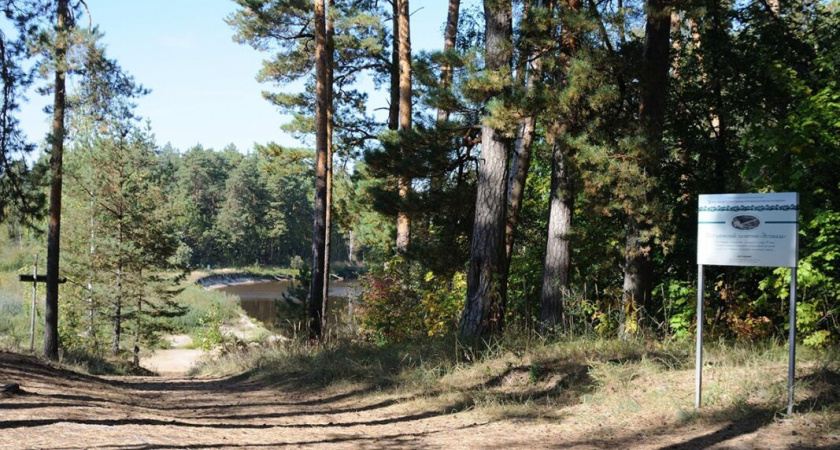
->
xmin=697 ymin=193 xmax=798 ymax=268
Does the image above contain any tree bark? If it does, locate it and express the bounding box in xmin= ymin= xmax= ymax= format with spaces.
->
xmin=322 ymin=0 xmax=335 ymax=336
xmin=619 ymin=0 xmax=670 ymax=339
xmin=308 ymin=0 xmax=329 ymax=340
xmin=460 ymin=0 xmax=512 ymax=339
xmin=540 ymin=135 xmax=574 ymax=330
xmin=709 ymin=0 xmax=728 ymax=193
xmin=395 ymin=0 xmax=412 ymax=253
xmin=505 ymin=0 xmax=551 ymax=267
xmin=44 ymin=0 xmax=70 ymax=360
xmin=87 ymin=192 xmax=96 ymax=347
xmin=133 ymin=272 xmax=142 ymax=370
xmin=430 ymin=0 xmax=460 ymax=202
xmin=539 ymin=0 xmax=580 ymax=332
xmin=112 ymin=218 xmax=123 ymax=356
xmin=388 ymin=0 xmax=399 ymax=132
xmin=436 ymin=0 xmax=460 ymax=125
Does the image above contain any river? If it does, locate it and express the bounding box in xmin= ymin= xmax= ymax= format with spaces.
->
xmin=213 ymin=280 xmax=360 ymax=329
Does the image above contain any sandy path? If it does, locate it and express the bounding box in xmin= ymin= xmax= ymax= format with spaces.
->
xmin=1 ymin=352 xmax=836 ymax=449
xmin=140 ymin=335 xmax=204 ymax=376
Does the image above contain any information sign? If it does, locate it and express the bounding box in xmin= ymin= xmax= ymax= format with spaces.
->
xmin=695 ymin=192 xmax=800 ymax=415
xmin=697 ymin=192 xmax=798 ymax=267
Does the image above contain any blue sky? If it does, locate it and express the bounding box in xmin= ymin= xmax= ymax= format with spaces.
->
xmin=18 ymin=0 xmax=479 ymax=154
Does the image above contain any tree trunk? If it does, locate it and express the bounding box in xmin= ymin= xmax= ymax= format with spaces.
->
xmin=504 ymin=119 xmax=534 ymax=264
xmin=709 ymin=0 xmax=728 ymax=193
xmin=505 ymin=0 xmax=551 ymax=267
xmin=619 ymin=0 xmax=670 ymax=339
xmin=539 ymin=132 xmax=574 ymax=330
xmin=767 ymin=0 xmax=780 ymax=16
xmin=436 ymin=0 xmax=460 ymax=125
xmin=347 ymin=230 xmax=358 ymax=263
xmin=395 ymin=0 xmax=412 ymax=253
xmin=460 ymin=0 xmax=512 ymax=339
xmin=388 ymin=0 xmax=400 ymax=132
xmin=322 ymin=0 xmax=335 ymax=337
xmin=87 ymin=193 xmax=96 ymax=347
xmin=133 ymin=272 xmax=142 ymax=370
xmin=429 ymin=0 xmax=460 ymax=198
xmin=112 ymin=219 xmax=123 ymax=356
xmin=308 ymin=0 xmax=329 ymax=340
xmin=44 ymin=0 xmax=70 ymax=360
xmin=670 ymin=10 xmax=681 ymax=75
xmin=617 ymin=0 xmax=627 ymax=46
xmin=539 ymin=0 xmax=580 ymax=332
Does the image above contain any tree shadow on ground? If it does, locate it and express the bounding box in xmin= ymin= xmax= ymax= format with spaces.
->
xmin=796 ymin=366 xmax=840 ymax=413
xmin=0 ymin=351 xmax=120 ymax=387
xmin=473 ymin=360 xmax=594 ymax=410
xmin=49 ymin=423 xmax=484 ymax=450
xmin=0 ymin=393 xmax=476 ymax=431
xmin=545 ymin=365 xmax=840 ymax=449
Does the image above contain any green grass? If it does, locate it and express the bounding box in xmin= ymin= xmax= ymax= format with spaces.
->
xmin=0 ymin=270 xmax=37 ymax=350
xmin=168 ymin=285 xmax=240 ymax=329
xmin=0 ymin=242 xmax=40 ymax=273
xmin=203 ymin=265 xmax=299 ymax=278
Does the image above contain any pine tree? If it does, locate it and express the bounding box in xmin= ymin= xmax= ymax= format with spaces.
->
xmin=619 ymin=0 xmax=671 ymax=338
xmin=539 ymin=0 xmax=582 ymax=331
xmin=0 ymin=1 xmax=46 ymax=223
xmin=44 ymin=0 xmax=71 ymax=360
xmin=394 ymin=0 xmax=412 ymax=253
xmin=460 ymin=0 xmax=514 ymax=339
xmin=215 ymin=155 xmax=271 ymax=266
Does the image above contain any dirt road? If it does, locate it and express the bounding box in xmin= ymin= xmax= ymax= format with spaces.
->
xmin=0 ymin=351 xmax=835 ymax=449
xmin=140 ymin=335 xmax=204 ymax=376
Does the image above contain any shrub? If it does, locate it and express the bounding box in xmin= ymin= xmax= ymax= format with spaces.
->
xmin=358 ymin=258 xmax=465 ymax=343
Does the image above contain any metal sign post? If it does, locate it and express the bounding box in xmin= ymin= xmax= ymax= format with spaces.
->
xmin=788 ymin=267 xmax=797 ymax=415
xmin=695 ymin=192 xmax=799 ymax=415
xmin=695 ymin=264 xmax=704 ymax=409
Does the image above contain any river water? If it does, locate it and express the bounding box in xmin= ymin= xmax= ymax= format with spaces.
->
xmin=213 ymin=280 xmax=360 ymax=329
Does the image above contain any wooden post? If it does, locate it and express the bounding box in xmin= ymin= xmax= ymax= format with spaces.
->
xmin=20 ymin=268 xmax=67 ymax=353
xmin=29 ymin=255 xmax=38 ymax=352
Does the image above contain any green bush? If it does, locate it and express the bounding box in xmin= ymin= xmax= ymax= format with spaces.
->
xmin=196 ymin=303 xmax=227 ymax=350
xmin=0 ymin=291 xmax=30 ymax=349
xmin=759 ymin=210 xmax=840 ymax=348
xmin=167 ymin=285 xmax=240 ymax=333
xmin=358 ymin=258 xmax=465 ymax=343
xmin=659 ymin=279 xmax=696 ymax=339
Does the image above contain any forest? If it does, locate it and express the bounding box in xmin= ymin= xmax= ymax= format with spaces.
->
xmin=0 ymin=0 xmax=840 ymax=448
xmin=0 ymin=0 xmax=839 ymax=446
xmin=1 ymin=0 xmax=839 ymax=351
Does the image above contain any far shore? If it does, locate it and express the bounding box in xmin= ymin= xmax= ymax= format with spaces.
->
xmin=193 ymin=271 xmax=293 ymax=290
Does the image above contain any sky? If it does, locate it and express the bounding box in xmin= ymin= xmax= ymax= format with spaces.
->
xmin=18 ymin=0 xmax=480 ymax=154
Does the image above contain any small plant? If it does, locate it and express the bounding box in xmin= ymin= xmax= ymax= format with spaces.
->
xmin=528 ymin=363 xmax=541 ymax=384
xmin=659 ymin=279 xmax=695 ymax=339
xmin=196 ymin=302 xmax=226 ymax=351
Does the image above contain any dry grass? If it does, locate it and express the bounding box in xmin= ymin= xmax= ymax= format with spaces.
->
xmin=2 ymin=337 xmax=838 ymax=448
xmin=190 ymin=333 xmax=840 ymax=441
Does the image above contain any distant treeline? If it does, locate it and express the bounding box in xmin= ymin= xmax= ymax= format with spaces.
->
xmin=149 ymin=143 xmax=359 ymax=269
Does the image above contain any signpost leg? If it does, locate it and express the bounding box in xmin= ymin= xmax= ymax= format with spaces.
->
xmin=695 ymin=264 xmax=704 ymax=409
xmin=787 ymin=266 xmax=797 ymax=415
xmin=29 ymin=255 xmax=38 ymax=352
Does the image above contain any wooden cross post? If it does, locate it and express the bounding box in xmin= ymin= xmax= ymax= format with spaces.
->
xmin=19 ymin=255 xmax=66 ymax=352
